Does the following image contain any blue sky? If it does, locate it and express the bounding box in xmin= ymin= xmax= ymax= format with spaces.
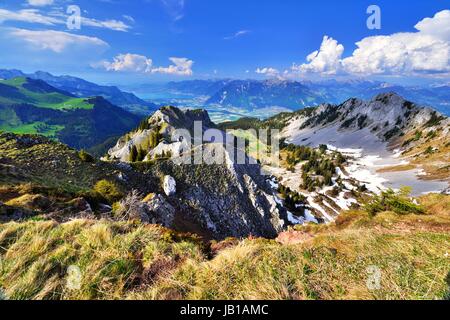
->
xmin=0 ymin=0 xmax=449 ymax=86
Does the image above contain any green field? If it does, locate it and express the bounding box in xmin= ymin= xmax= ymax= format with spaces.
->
xmin=0 ymin=122 xmax=64 ymax=138
xmin=0 ymin=77 xmax=93 ymax=111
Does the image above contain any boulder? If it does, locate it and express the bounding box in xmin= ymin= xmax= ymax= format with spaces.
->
xmin=0 ymin=201 xmax=33 ymax=221
xmin=163 ymin=175 xmax=177 ymax=196
xmin=145 ymin=194 xmax=175 ymax=227
xmin=67 ymin=197 xmax=93 ymax=214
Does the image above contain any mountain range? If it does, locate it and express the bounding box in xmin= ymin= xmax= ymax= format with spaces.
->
xmin=0 ymin=71 xmax=448 ymax=245
xmin=0 ymin=81 xmax=449 ymax=299
xmin=2 ymin=127 xmax=448 ymax=300
xmin=0 ymin=69 xmax=158 ymax=116
xmin=162 ymin=79 xmax=450 ymax=117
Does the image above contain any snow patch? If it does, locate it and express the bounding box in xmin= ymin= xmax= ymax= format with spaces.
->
xmin=287 ymin=211 xmax=305 ymax=224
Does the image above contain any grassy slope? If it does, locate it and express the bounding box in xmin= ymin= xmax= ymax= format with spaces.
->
xmin=0 ymin=194 xmax=448 ymax=300
xmin=0 ymin=122 xmax=64 ymax=139
xmin=0 ymin=79 xmax=141 ymax=149
xmin=0 ymin=77 xmax=93 ymax=140
xmin=398 ymin=129 xmax=450 ymax=181
xmin=0 ymin=77 xmax=93 ymax=111
xmin=0 ymin=133 xmax=121 ymax=193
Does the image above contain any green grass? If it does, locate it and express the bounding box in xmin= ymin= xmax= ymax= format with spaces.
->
xmin=0 ymin=122 xmax=64 ymax=138
xmin=1 ymin=77 xmax=27 ymax=86
xmin=36 ymin=97 xmax=93 ymax=111
xmin=0 ymin=220 xmax=204 ymax=300
xmin=0 ymin=77 xmax=93 ymax=111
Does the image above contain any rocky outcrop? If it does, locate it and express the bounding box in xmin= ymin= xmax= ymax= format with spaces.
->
xmin=107 ymin=106 xmax=289 ymax=239
xmin=115 ymin=191 xmax=175 ymax=227
xmin=108 ymin=106 xmax=215 ymax=162
xmin=0 ymin=201 xmax=33 ymax=222
xmin=148 ymin=144 xmax=287 ymax=240
xmin=145 ymin=194 xmax=175 ymax=227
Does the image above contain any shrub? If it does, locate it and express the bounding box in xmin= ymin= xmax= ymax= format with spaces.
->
xmin=357 ymin=115 xmax=368 ymax=129
xmin=365 ymin=187 xmax=425 ymax=216
xmin=319 ymin=144 xmax=328 ymax=153
xmin=424 ymin=146 xmax=434 ymax=155
xmin=136 ymin=148 xmax=147 ymax=162
xmin=113 ymin=190 xmax=148 ymax=222
xmin=341 ymin=116 xmax=357 ymax=129
xmin=426 ymin=130 xmax=437 ymax=139
xmin=78 ymin=150 xmax=95 ymax=163
xmin=330 ymin=186 xmax=340 ymax=197
xmin=425 ymin=111 xmax=445 ymax=128
xmin=413 ymin=131 xmax=422 ymax=141
xmin=384 ymin=126 xmax=402 ymax=140
xmin=93 ymin=180 xmax=124 ymax=204
xmin=357 ymin=184 xmax=368 ymax=192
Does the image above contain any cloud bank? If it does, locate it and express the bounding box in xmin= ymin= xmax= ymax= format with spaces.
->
xmin=291 ymin=10 xmax=450 ymax=77
xmin=97 ymin=54 xmax=194 ymax=76
xmin=9 ymin=28 xmax=108 ymax=53
xmin=0 ymin=8 xmax=131 ymax=32
xmin=256 ymin=67 xmax=279 ymax=77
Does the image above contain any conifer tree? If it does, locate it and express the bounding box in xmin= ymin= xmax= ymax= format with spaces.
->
xmin=129 ymin=145 xmax=138 ymax=162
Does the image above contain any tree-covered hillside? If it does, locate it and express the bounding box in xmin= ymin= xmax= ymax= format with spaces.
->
xmin=0 ymin=77 xmax=141 ymax=149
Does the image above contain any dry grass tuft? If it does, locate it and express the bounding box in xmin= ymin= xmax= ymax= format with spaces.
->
xmin=0 ymin=194 xmax=449 ymax=300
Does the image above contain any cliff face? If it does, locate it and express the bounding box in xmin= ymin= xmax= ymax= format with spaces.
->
xmin=108 ymin=106 xmax=215 ymax=162
xmin=107 ymin=106 xmax=288 ymax=239
xmin=147 ymin=143 xmax=287 ymax=239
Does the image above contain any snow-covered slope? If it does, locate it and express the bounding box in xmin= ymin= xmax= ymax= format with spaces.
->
xmin=271 ymin=93 xmax=450 ymax=212
xmin=282 ymin=93 xmax=448 ymax=151
xmin=238 ymin=93 xmax=450 ymax=222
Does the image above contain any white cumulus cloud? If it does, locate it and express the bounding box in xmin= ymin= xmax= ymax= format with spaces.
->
xmin=290 ymin=10 xmax=450 ymax=77
xmin=342 ymin=32 xmax=449 ymax=75
xmin=293 ymin=36 xmax=344 ymax=75
xmin=97 ymin=55 xmax=194 ymax=76
xmin=255 ymin=67 xmax=279 ymax=77
xmin=414 ymin=9 xmax=450 ymax=41
xmin=151 ymin=57 xmax=194 ymax=76
xmin=101 ymin=53 xmax=153 ymax=72
xmin=9 ymin=28 xmax=108 ymax=53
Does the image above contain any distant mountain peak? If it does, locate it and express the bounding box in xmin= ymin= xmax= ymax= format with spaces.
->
xmin=0 ymin=68 xmax=158 ymax=116
xmin=271 ymin=93 xmax=449 ymax=151
xmin=371 ymin=91 xmax=406 ymax=104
